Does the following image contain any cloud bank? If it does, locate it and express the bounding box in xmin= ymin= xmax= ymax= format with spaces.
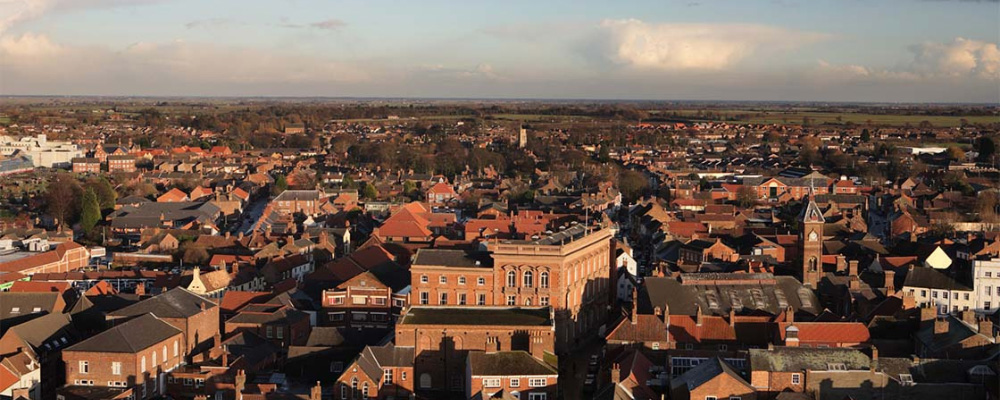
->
xmin=596 ymin=19 xmax=829 ymax=70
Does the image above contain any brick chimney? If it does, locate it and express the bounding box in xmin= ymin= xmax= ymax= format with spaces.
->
xmin=919 ymin=304 xmax=937 ymax=329
xmin=848 ymin=260 xmax=859 ymax=277
xmin=884 ymin=270 xmax=896 ymax=295
xmin=849 ymin=275 xmax=860 ymax=290
xmin=135 ymin=283 xmax=145 ymax=296
xmin=934 ymin=317 xmax=949 ymax=336
xmin=310 ymin=381 xmax=322 ymax=400
xmin=611 ymin=363 xmax=621 ymax=383
xmin=835 ymin=255 xmax=847 ymax=273
xmin=870 ymin=346 xmax=879 ymax=372
xmin=901 ymin=291 xmax=916 ymax=310
xmin=785 ymin=306 xmax=795 ymax=324
xmin=978 ymin=318 xmax=994 ymax=336
xmin=631 ymin=287 xmax=638 ymax=325
xmin=696 ymin=304 xmax=703 ymax=326
xmin=729 ymin=308 xmax=736 ymax=327
xmin=785 ymin=325 xmax=800 ymax=347
xmin=235 ymin=369 xmax=246 ymax=399
xmin=960 ymin=310 xmax=976 ymax=326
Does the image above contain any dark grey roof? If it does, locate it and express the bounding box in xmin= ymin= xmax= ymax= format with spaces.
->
xmin=273 ymin=190 xmax=322 ymax=202
xmin=749 ymin=347 xmax=871 ymax=372
xmin=913 ymin=314 xmax=993 ymax=353
xmin=6 ymin=312 xmax=79 ymax=351
xmin=412 ymin=249 xmax=492 ymax=268
xmin=108 ymin=287 xmax=216 ymax=319
xmin=227 ymin=307 xmax=309 ymax=325
xmin=468 ymin=351 xmax=558 ymax=376
xmin=902 ymin=267 xmax=971 ymax=291
xmin=0 ymin=292 xmax=62 ymax=322
xmin=108 ymin=201 xmax=220 ymax=227
xmin=399 ymin=306 xmax=552 ymax=326
xmin=305 ymin=327 xmax=347 ymax=347
xmin=66 ymin=314 xmax=181 ymax=353
xmin=640 ymin=275 xmax=820 ymax=317
xmin=671 ymin=357 xmax=749 ymax=391
xmin=353 ymin=344 xmax=415 ymax=382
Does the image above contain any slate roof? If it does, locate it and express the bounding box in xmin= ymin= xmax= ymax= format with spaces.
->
xmin=913 ymin=314 xmax=996 ymax=354
xmin=467 ymin=351 xmax=558 ymax=376
xmin=412 ymin=249 xmax=493 ymax=268
xmin=639 ymin=275 xmax=820 ymax=317
xmin=671 ymin=357 xmax=749 ymax=392
xmin=399 ymin=306 xmax=552 ymax=326
xmin=66 ymin=314 xmax=181 ymax=353
xmin=353 ymin=344 xmax=415 ymax=382
xmin=749 ymin=347 xmax=871 ymax=372
xmin=0 ymin=292 xmax=62 ymax=323
xmin=902 ymin=267 xmax=971 ymax=291
xmin=108 ymin=287 xmax=216 ymax=320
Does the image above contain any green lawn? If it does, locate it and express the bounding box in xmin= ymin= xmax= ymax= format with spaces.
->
xmin=649 ymin=109 xmax=999 ymax=127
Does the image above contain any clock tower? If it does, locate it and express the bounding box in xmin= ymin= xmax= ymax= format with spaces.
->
xmin=800 ymin=195 xmax=825 ymax=288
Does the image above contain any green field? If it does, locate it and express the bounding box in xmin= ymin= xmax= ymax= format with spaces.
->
xmin=650 ymin=109 xmax=998 ymax=127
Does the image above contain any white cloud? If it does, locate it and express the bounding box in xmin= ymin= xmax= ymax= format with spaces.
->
xmin=815 ymin=38 xmax=999 ymax=84
xmin=596 ymin=19 xmax=829 ymax=70
xmin=0 ymin=33 xmax=372 ymax=94
xmin=310 ymin=19 xmax=346 ymax=31
xmin=909 ymin=37 xmax=999 ymax=80
xmin=0 ymin=0 xmax=162 ymax=34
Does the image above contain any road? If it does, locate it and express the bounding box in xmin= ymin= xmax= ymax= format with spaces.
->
xmin=236 ymin=196 xmax=269 ymax=234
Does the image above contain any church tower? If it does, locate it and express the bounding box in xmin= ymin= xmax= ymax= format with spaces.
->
xmin=800 ymin=195 xmax=824 ymax=287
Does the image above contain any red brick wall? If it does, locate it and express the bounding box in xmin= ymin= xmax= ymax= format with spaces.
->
xmin=63 ymin=332 xmax=183 ymax=399
xmin=470 ymin=375 xmax=557 ymax=399
xmin=409 ymin=266 xmax=495 ymax=307
xmin=395 ymin=324 xmax=555 ymax=395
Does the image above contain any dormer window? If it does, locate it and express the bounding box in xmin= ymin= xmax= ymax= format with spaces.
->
xmin=899 ymin=374 xmax=914 ymax=385
xmin=828 ymin=363 xmax=847 ymax=371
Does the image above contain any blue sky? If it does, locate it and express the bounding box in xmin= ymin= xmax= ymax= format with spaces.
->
xmin=1 ymin=0 xmax=998 ymax=102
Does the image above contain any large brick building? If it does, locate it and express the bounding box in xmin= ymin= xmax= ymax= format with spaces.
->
xmin=395 ymin=306 xmax=556 ymax=397
xmin=106 ymin=288 xmax=219 ymax=357
xmin=62 ymin=314 xmax=184 ymax=400
xmin=0 ymin=242 xmax=89 ymax=276
xmin=409 ymin=224 xmax=613 ymax=352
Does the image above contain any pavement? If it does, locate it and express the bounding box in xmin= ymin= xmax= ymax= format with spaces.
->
xmin=559 ymin=338 xmax=607 ymax=399
xmin=237 ymin=196 xmax=269 ymax=234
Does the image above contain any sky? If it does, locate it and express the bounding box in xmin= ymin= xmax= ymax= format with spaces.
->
xmin=0 ymin=0 xmax=998 ymax=102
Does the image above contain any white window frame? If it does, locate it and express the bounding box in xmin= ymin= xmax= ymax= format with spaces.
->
xmin=791 ymin=373 xmax=801 ymax=385
xmin=483 ymin=378 xmax=501 ymax=388
xmin=510 ymin=378 xmax=520 ymax=387
xmin=528 ymin=378 xmax=547 ymax=387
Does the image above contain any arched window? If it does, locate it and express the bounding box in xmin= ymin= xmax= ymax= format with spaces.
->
xmin=152 ymin=351 xmax=156 ymax=366
xmin=141 ymin=356 xmax=146 ymax=372
xmin=809 ymin=257 xmax=818 ymax=272
xmin=507 ymin=270 xmax=516 ymax=287
xmin=419 ymin=373 xmax=432 ymax=389
xmin=525 ymin=298 xmax=532 ymax=306
xmin=173 ymin=340 xmax=178 ymax=357
xmin=523 ymin=271 xmax=533 ymax=287
xmin=162 ymin=345 xmax=167 ymax=362
xmin=362 ymin=383 xmax=368 ymax=397
xmin=540 ymin=272 xmax=549 ymax=288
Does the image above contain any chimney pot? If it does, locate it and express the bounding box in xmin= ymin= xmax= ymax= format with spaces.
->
xmin=934 ymin=317 xmax=949 ymax=335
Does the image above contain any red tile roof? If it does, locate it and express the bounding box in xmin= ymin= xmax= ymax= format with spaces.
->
xmin=668 ymin=314 xmax=737 ymax=343
xmin=8 ymin=280 xmax=71 ymax=293
xmin=776 ymin=322 xmax=870 ymax=344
